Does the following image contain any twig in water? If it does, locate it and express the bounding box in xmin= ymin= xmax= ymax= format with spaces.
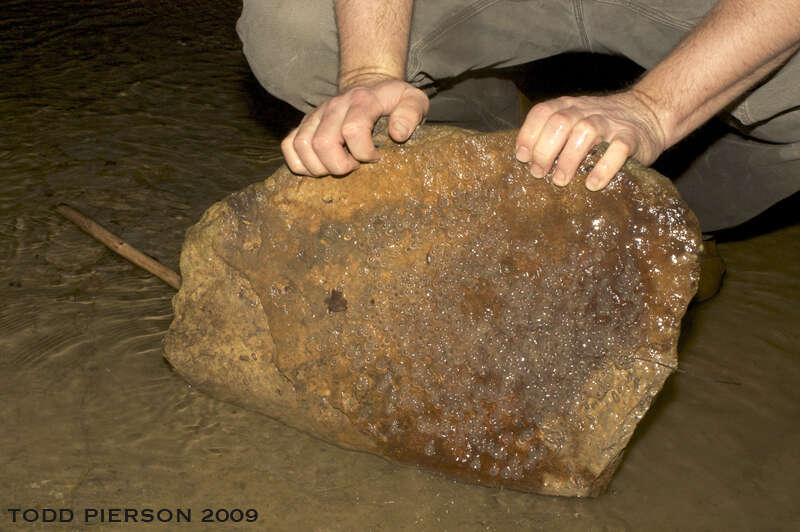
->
xmin=54 ymin=203 xmax=181 ymax=290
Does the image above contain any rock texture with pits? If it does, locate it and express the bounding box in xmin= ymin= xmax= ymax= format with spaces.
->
xmin=163 ymin=126 xmax=701 ymax=496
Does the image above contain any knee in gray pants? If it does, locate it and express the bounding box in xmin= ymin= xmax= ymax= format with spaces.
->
xmin=237 ymin=0 xmax=339 ymax=113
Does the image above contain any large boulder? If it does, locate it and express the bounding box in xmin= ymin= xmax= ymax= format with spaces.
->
xmin=163 ymin=126 xmax=701 ymax=497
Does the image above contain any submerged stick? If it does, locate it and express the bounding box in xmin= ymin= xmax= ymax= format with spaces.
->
xmin=55 ymin=203 xmax=181 ymax=290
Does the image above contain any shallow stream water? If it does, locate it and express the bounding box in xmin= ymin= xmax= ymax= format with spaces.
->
xmin=2 ymin=2 xmax=798 ymax=530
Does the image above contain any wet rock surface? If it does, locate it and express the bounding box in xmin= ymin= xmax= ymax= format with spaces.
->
xmin=164 ymin=126 xmax=701 ymax=496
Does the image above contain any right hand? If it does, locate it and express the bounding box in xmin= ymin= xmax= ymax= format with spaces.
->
xmin=514 ymin=90 xmax=667 ymax=191
xmin=281 ymin=78 xmax=429 ymax=176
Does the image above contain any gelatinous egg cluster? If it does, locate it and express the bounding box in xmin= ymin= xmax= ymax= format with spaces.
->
xmin=213 ymin=128 xmax=701 ymax=494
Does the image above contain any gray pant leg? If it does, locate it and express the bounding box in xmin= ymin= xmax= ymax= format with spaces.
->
xmin=423 ymin=77 xmax=521 ymax=131
xmin=237 ymin=0 xmax=339 ymax=113
xmin=672 ymin=129 xmax=800 ymax=232
xmin=407 ymin=0 xmax=583 ymax=130
xmin=236 ymin=0 xmax=583 ymax=129
xmin=584 ymin=0 xmax=800 ymax=231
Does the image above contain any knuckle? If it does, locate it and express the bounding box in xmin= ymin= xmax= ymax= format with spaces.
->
xmin=533 ymin=101 xmax=556 ymax=115
xmin=532 ymin=146 xmax=553 ymax=163
xmin=325 ymin=96 xmax=350 ymax=114
xmin=329 ymin=93 xmax=348 ymax=105
xmin=406 ymin=85 xmax=427 ymax=101
xmin=393 ymin=107 xmax=420 ymax=126
xmin=398 ymin=93 xmax=428 ymax=116
xmin=292 ymin=137 xmax=313 ymax=159
xmin=311 ymin=134 xmax=334 ymax=152
xmin=327 ymin=163 xmax=344 ymax=176
xmin=293 ymin=134 xmax=312 ymax=152
xmin=329 ymin=158 xmax=354 ymax=176
xmin=286 ymin=160 xmax=306 ymax=175
xmin=397 ymin=106 xmax=422 ymax=123
xmin=585 ymin=114 xmax=607 ymax=132
xmin=612 ymin=137 xmax=633 ymax=151
xmin=556 ymin=95 xmax=576 ymax=105
xmin=341 ymin=120 xmax=367 ymax=140
xmin=348 ymin=86 xmax=371 ymax=96
xmin=574 ymin=119 xmax=597 ymax=136
xmin=348 ymin=87 xmax=374 ymax=106
xmin=548 ymin=111 xmax=571 ymax=129
xmin=556 ymin=151 xmax=580 ymax=168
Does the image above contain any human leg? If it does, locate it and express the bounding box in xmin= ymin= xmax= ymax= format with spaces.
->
xmin=406 ymin=0 xmax=584 ymax=130
xmin=236 ymin=0 xmax=585 ymax=130
xmin=236 ymin=0 xmax=339 ymax=113
xmin=672 ymin=125 xmax=800 ymax=232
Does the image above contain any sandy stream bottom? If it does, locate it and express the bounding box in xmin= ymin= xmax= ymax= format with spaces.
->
xmin=1 ymin=2 xmax=798 ymax=531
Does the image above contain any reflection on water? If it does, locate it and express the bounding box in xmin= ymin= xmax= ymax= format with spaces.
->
xmin=1 ymin=2 xmax=798 ymax=530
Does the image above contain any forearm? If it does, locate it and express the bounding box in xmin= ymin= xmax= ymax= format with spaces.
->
xmin=335 ymin=0 xmax=413 ymax=92
xmin=633 ymin=0 xmax=800 ymax=147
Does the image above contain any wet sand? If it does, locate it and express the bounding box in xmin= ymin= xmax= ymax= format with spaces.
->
xmin=2 ymin=2 xmax=798 ymax=530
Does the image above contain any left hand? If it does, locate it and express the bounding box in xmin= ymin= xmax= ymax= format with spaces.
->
xmin=514 ymin=90 xmax=667 ymax=190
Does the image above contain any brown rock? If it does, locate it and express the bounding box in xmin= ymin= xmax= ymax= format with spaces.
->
xmin=163 ymin=126 xmax=701 ymax=497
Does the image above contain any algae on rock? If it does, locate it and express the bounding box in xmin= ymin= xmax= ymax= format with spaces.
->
xmin=163 ymin=126 xmax=701 ymax=497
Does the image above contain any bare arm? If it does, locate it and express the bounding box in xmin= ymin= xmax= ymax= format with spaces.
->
xmin=282 ymin=0 xmax=428 ymax=176
xmin=636 ymin=0 xmax=800 ymax=147
xmin=336 ymin=0 xmax=411 ymax=90
xmin=516 ymin=0 xmax=800 ymax=190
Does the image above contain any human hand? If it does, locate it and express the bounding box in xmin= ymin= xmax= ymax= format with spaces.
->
xmin=514 ymin=90 xmax=667 ymax=190
xmin=281 ymin=79 xmax=429 ymax=176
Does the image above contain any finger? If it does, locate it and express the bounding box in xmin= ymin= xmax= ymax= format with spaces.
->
xmin=387 ymin=86 xmax=429 ymax=142
xmin=586 ymin=138 xmax=631 ymax=191
xmin=341 ymin=88 xmax=384 ymax=162
xmin=281 ymin=127 xmax=311 ymax=175
xmin=530 ymin=107 xmax=583 ymax=182
xmin=515 ymin=98 xmax=570 ymax=172
xmin=551 ymin=118 xmax=600 ymax=187
xmin=313 ymin=99 xmax=361 ymax=176
xmin=293 ymin=112 xmax=330 ymax=176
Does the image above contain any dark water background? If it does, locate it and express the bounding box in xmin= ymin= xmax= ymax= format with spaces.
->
xmin=1 ymin=1 xmax=798 ymax=530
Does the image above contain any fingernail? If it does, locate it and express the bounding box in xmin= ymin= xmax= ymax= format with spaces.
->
xmin=553 ymin=169 xmax=567 ymax=186
xmin=393 ymin=120 xmax=409 ymax=140
xmin=515 ymin=146 xmax=530 ymax=162
xmin=530 ymin=163 xmax=545 ymax=178
xmin=586 ymin=175 xmax=603 ymax=191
